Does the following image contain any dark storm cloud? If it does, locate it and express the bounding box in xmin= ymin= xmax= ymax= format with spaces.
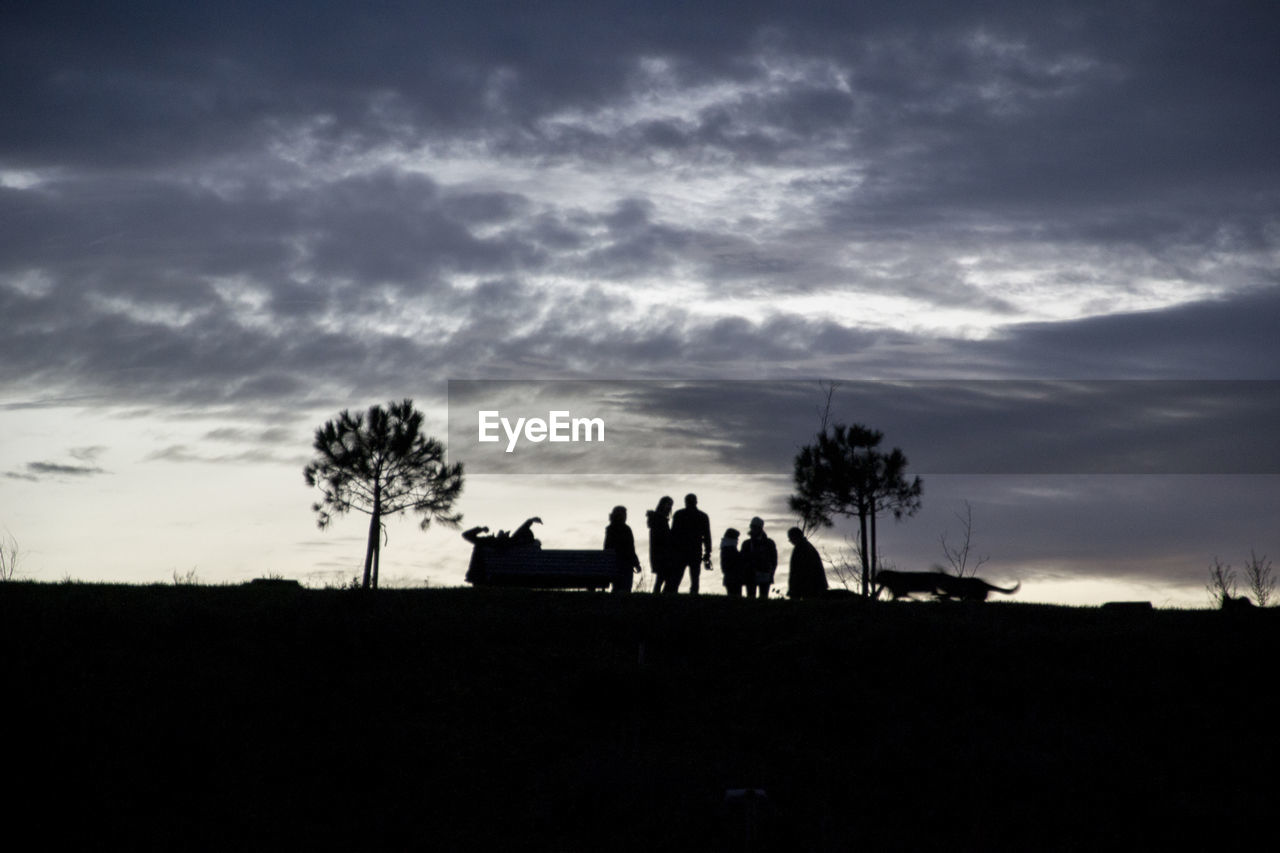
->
xmin=3 ymin=0 xmax=751 ymax=168
xmin=8 ymin=2 xmax=1276 ymax=179
xmin=972 ymin=286 xmax=1280 ymax=379
xmin=0 ymin=177 xmax=295 ymax=303
xmin=0 ymin=169 xmax=550 ymax=306
xmin=541 ymin=205 xmax=676 ymax=275
xmin=3 ymin=1 xmax=1278 ymax=414
xmin=5 ymin=257 xmax=1274 ymax=431
xmin=299 ymin=170 xmax=546 ymax=288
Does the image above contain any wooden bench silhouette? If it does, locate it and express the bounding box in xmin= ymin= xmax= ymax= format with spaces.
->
xmin=467 ymin=545 xmax=619 ymax=591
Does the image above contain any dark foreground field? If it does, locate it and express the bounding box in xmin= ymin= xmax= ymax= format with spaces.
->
xmin=3 ymin=583 xmax=1275 ymax=851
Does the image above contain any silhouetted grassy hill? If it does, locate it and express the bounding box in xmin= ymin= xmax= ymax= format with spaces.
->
xmin=4 ymin=583 xmax=1273 ymax=851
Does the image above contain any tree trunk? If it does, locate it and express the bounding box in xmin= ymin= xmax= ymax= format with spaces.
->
xmin=869 ymin=499 xmax=878 ymax=592
xmin=372 ymin=519 xmax=382 ymax=589
xmin=362 ymin=510 xmax=378 ymax=589
xmin=858 ymin=505 xmax=870 ymax=597
xmin=363 ymin=484 xmax=382 ymax=590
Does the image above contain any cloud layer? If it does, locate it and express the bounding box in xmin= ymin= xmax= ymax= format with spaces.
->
xmin=6 ymin=3 xmax=1278 ymax=412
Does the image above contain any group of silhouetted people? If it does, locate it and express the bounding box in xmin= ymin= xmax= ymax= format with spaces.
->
xmin=640 ymin=494 xmax=713 ymax=595
xmin=624 ymin=493 xmax=829 ymax=598
xmin=464 ymin=499 xmax=829 ymax=597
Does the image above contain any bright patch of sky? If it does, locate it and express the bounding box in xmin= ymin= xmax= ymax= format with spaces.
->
xmin=0 ymin=169 xmax=46 ymax=190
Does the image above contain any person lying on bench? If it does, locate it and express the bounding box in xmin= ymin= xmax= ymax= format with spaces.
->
xmin=463 ymin=517 xmax=542 ymax=548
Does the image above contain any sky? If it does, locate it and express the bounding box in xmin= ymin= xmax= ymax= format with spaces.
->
xmin=2 ymin=1 xmax=1278 ymax=605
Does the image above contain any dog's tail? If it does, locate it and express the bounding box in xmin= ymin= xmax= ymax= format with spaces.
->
xmin=988 ymin=580 xmax=1020 ymax=595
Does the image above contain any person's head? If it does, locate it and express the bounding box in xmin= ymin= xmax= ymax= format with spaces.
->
xmin=656 ymin=495 xmax=674 ymax=516
xmin=685 ymin=493 xmax=698 ymax=508
xmin=787 ymin=526 xmax=804 ymax=544
xmin=749 ymin=516 xmax=765 ymax=535
xmin=610 ymin=505 xmax=627 ymax=524
xmin=723 ymin=527 xmax=740 ymax=542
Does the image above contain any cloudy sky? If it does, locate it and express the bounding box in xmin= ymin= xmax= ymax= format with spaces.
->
xmin=3 ymin=1 xmax=1277 ymax=603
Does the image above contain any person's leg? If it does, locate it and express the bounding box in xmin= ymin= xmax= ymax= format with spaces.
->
xmin=689 ymin=559 xmax=700 ymax=595
xmin=665 ymin=561 xmax=685 ymax=594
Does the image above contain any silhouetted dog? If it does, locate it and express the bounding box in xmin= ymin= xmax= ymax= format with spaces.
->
xmin=1221 ymin=594 xmax=1255 ymax=611
xmin=934 ymin=574 xmax=1020 ymax=602
xmin=874 ymin=570 xmax=1020 ymax=602
xmin=874 ymin=570 xmax=948 ymax=600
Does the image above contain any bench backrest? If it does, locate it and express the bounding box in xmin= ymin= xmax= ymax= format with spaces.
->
xmin=471 ymin=547 xmax=619 ymax=590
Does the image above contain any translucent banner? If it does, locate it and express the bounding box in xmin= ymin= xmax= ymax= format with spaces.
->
xmin=447 ymin=380 xmax=1280 ymax=475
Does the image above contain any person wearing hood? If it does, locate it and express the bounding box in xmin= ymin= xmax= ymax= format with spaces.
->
xmin=646 ymin=496 xmax=674 ymax=594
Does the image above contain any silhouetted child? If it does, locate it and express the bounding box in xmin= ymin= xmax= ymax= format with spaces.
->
xmin=605 ymin=506 xmax=641 ymax=594
xmin=720 ymin=528 xmax=743 ymax=596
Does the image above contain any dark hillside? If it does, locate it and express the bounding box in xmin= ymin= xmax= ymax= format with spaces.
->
xmin=3 ymin=583 xmax=1274 ymax=851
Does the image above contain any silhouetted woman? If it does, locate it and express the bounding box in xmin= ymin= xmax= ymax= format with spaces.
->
xmin=646 ymin=496 xmax=674 ymax=593
xmin=605 ymin=505 xmax=641 ymax=594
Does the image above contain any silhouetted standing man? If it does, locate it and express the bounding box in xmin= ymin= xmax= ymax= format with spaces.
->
xmin=786 ymin=527 xmax=828 ymax=599
xmin=739 ymin=517 xmax=777 ymax=600
xmin=669 ymin=493 xmax=711 ymax=594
